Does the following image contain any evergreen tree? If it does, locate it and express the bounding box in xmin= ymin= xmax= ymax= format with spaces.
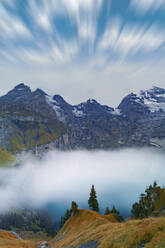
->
xmin=88 ymin=185 xmax=99 ymax=212
xmin=110 ymin=205 xmax=123 ymax=222
xmin=71 ymin=201 xmax=78 ymax=215
xmin=110 ymin=205 xmax=120 ymax=215
xmin=104 ymin=207 xmax=111 ymax=215
xmin=59 ymin=209 xmax=71 ymax=229
xmin=131 ymin=182 xmax=160 ymax=219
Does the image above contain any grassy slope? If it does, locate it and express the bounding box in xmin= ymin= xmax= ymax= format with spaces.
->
xmin=8 ymin=120 xmax=66 ymax=153
xmin=52 ymin=209 xmax=165 ymax=248
xmin=0 ymin=149 xmax=15 ymax=167
xmin=0 ymin=230 xmax=41 ymax=248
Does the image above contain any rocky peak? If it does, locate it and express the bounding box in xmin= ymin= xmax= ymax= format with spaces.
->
xmin=118 ymin=93 xmax=149 ymax=118
xmin=1 ymin=83 xmax=31 ymax=101
xmin=118 ymin=87 xmax=165 ymax=116
xmin=10 ymin=83 xmax=31 ymax=95
xmin=145 ymin=86 xmax=165 ymax=95
xmin=33 ymin=88 xmax=47 ymax=96
xmin=14 ymin=83 xmax=30 ymax=91
xmin=53 ymin=95 xmax=68 ymax=106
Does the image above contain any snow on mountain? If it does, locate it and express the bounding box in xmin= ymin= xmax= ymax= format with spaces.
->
xmin=72 ymin=107 xmax=85 ymax=117
xmin=136 ymin=87 xmax=165 ymax=113
xmin=111 ymin=108 xmax=121 ymax=115
xmin=2 ymin=83 xmax=165 ymax=152
xmin=45 ymin=95 xmax=66 ymax=122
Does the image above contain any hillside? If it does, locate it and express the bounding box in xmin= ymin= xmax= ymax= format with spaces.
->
xmin=0 ymin=230 xmax=41 ymax=248
xmin=51 ymin=209 xmax=165 ymax=248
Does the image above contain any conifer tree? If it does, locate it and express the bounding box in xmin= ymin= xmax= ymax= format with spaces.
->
xmin=88 ymin=185 xmax=99 ymax=212
xmin=71 ymin=201 xmax=78 ymax=215
xmin=59 ymin=209 xmax=71 ymax=229
xmin=110 ymin=205 xmax=124 ymax=222
xmin=104 ymin=207 xmax=111 ymax=215
xmin=131 ymin=181 xmax=160 ymax=219
xmin=110 ymin=205 xmax=120 ymax=215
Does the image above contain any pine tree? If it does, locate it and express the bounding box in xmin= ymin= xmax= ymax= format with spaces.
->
xmin=104 ymin=207 xmax=111 ymax=215
xmin=59 ymin=209 xmax=71 ymax=229
xmin=110 ymin=205 xmax=123 ymax=222
xmin=71 ymin=201 xmax=78 ymax=215
xmin=88 ymin=185 xmax=99 ymax=212
xmin=131 ymin=182 xmax=160 ymax=219
xmin=110 ymin=205 xmax=120 ymax=215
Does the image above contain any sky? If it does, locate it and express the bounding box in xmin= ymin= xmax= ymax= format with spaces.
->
xmin=0 ymin=0 xmax=165 ymax=107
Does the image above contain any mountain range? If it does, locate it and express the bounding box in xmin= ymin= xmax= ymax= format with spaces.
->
xmin=1 ymin=83 xmax=165 ymax=157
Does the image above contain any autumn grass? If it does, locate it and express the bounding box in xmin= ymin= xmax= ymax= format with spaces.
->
xmin=0 ymin=230 xmax=41 ymax=248
xmin=52 ymin=209 xmax=165 ymax=248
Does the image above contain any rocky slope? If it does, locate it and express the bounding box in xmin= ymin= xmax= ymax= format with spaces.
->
xmin=1 ymin=84 xmax=165 ymax=158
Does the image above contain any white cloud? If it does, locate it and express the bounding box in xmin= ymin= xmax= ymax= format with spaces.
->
xmin=131 ymin=0 xmax=165 ymax=14
xmin=39 ymin=14 xmax=51 ymax=30
xmin=0 ymin=3 xmax=31 ymax=41
xmin=0 ymin=149 xmax=164 ymax=214
xmin=98 ymin=21 xmax=165 ymax=59
xmin=27 ymin=0 xmax=103 ymax=51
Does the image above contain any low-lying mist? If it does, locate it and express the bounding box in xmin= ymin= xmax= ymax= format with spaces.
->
xmin=0 ymin=148 xmax=165 ymax=218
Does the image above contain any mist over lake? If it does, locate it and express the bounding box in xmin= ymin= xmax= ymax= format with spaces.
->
xmin=0 ymin=148 xmax=164 ymax=219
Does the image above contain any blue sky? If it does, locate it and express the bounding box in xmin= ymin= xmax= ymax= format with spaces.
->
xmin=0 ymin=0 xmax=165 ymax=107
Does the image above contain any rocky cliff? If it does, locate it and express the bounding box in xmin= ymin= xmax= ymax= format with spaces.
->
xmin=1 ymin=84 xmax=165 ymax=156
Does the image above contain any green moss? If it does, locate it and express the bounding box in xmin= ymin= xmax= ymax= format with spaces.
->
xmin=8 ymin=135 xmax=25 ymax=153
xmin=0 ymin=111 xmax=6 ymax=118
xmin=0 ymin=149 xmax=15 ymax=167
xmin=7 ymin=120 xmax=66 ymax=152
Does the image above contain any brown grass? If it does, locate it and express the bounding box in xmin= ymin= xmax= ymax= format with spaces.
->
xmin=51 ymin=209 xmax=165 ymax=248
xmin=0 ymin=230 xmax=42 ymax=248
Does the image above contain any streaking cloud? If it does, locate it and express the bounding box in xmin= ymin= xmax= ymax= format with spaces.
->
xmin=131 ymin=0 xmax=165 ymax=14
xmin=0 ymin=0 xmax=165 ymax=107
xmin=0 ymin=0 xmax=165 ymax=66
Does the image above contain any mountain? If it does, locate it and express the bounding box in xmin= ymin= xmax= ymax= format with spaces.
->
xmin=0 ymin=83 xmax=66 ymax=154
xmin=1 ymin=83 xmax=165 ymax=158
xmin=51 ymin=209 xmax=165 ymax=248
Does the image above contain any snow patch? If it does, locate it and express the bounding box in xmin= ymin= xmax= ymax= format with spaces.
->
xmin=135 ymin=88 xmax=165 ymax=113
xmin=143 ymin=98 xmax=165 ymax=113
xmin=46 ymin=95 xmax=65 ymax=122
xmin=156 ymin=94 xmax=165 ymax=98
xmin=88 ymin=99 xmax=95 ymax=104
xmin=111 ymin=108 xmax=121 ymax=115
xmin=72 ymin=107 xmax=85 ymax=117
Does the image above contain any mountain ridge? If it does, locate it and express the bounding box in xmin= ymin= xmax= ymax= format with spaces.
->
xmin=1 ymin=83 xmax=165 ymax=159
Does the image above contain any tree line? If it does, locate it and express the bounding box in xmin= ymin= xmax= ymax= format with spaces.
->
xmin=131 ymin=181 xmax=164 ymax=219
xmin=59 ymin=184 xmax=123 ymax=229
xmin=0 ymin=209 xmax=56 ymax=237
xmin=60 ymin=181 xmax=165 ymax=229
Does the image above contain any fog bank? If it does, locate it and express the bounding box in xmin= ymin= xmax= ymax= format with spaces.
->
xmin=0 ymin=148 xmax=164 ymax=216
